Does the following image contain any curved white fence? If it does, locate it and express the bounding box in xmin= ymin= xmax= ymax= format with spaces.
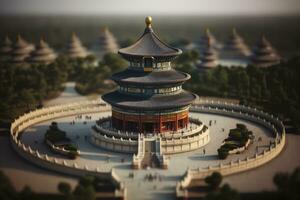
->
xmin=10 ymin=100 xmax=125 ymax=197
xmin=176 ymin=100 xmax=286 ymax=197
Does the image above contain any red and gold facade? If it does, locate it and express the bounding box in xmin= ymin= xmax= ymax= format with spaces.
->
xmin=111 ymin=109 xmax=189 ymax=133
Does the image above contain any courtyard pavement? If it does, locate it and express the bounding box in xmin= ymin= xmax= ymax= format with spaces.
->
xmin=19 ymin=111 xmax=274 ymax=200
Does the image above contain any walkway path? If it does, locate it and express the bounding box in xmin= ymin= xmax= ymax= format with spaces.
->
xmin=44 ymin=82 xmax=99 ymax=106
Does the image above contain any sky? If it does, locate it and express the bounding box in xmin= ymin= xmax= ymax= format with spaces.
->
xmin=0 ymin=0 xmax=299 ymax=16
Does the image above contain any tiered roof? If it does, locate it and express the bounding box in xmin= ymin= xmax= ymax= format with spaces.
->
xmin=28 ymin=38 xmax=56 ymax=64
xmin=0 ymin=35 xmax=13 ymax=61
xmin=102 ymin=17 xmax=196 ymax=110
xmin=111 ymin=69 xmax=190 ymax=86
xmin=198 ymin=37 xmax=218 ymax=69
xmin=224 ymin=28 xmax=250 ymax=56
xmin=65 ymin=32 xmax=89 ymax=58
xmin=10 ymin=34 xmax=35 ymax=63
xmin=199 ymin=28 xmax=218 ymax=50
xmin=94 ymin=27 xmax=119 ymax=56
xmin=119 ymin=18 xmax=181 ymax=61
xmin=251 ymin=35 xmax=281 ymax=67
xmin=103 ymin=90 xmax=195 ymax=110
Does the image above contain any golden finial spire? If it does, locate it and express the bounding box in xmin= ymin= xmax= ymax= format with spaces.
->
xmin=145 ymin=16 xmax=152 ymax=27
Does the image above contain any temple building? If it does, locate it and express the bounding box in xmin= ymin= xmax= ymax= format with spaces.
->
xmin=223 ymin=28 xmax=251 ymax=57
xmin=0 ymin=35 xmax=13 ymax=62
xmin=64 ymin=32 xmax=89 ymax=59
xmin=10 ymin=34 xmax=35 ymax=63
xmin=91 ymin=17 xmax=210 ymax=168
xmin=27 ymin=38 xmax=57 ymax=64
xmin=251 ymin=35 xmax=281 ymax=67
xmin=102 ymin=17 xmax=197 ymax=134
xmin=197 ymin=37 xmax=219 ymax=70
xmin=93 ymin=27 xmax=119 ymax=57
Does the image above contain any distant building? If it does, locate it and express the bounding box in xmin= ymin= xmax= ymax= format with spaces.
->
xmin=64 ymin=32 xmax=89 ymax=59
xmin=10 ymin=34 xmax=35 ymax=63
xmin=27 ymin=38 xmax=57 ymax=65
xmin=223 ymin=28 xmax=251 ymax=58
xmin=0 ymin=35 xmax=13 ymax=62
xmin=197 ymin=37 xmax=219 ymax=70
xmin=199 ymin=28 xmax=219 ymax=51
xmin=251 ymin=35 xmax=281 ymax=67
xmin=93 ymin=27 xmax=119 ymax=58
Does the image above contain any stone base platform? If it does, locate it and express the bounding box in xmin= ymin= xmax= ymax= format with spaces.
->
xmin=90 ymin=117 xmax=210 ymax=155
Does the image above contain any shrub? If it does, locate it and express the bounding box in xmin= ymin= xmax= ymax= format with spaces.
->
xmin=236 ymin=123 xmax=247 ymax=130
xmin=68 ymin=151 xmax=78 ymax=159
xmin=64 ymin=144 xmax=77 ymax=151
xmin=73 ymin=185 xmax=95 ymax=200
xmin=45 ymin=122 xmax=68 ymax=143
xmin=221 ymin=142 xmax=239 ymax=150
xmin=205 ymin=172 xmax=223 ymax=190
xmin=228 ymin=129 xmax=243 ymax=141
xmin=218 ymin=148 xmax=229 ymax=159
xmin=58 ymin=182 xmax=71 ymax=195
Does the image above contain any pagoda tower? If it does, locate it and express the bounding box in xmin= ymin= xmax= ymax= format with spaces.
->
xmin=223 ymin=28 xmax=251 ymax=57
xmin=27 ymin=38 xmax=57 ymax=64
xmin=93 ymin=27 xmax=119 ymax=57
xmin=197 ymin=37 xmax=218 ymax=70
xmin=10 ymin=34 xmax=35 ymax=63
xmin=65 ymin=32 xmax=89 ymax=59
xmin=0 ymin=35 xmax=13 ymax=62
xmin=102 ymin=17 xmax=197 ymax=134
xmin=251 ymin=35 xmax=281 ymax=67
xmin=199 ymin=28 xmax=218 ymax=51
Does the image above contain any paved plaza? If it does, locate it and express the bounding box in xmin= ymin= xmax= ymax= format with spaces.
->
xmin=19 ymin=110 xmax=274 ymax=200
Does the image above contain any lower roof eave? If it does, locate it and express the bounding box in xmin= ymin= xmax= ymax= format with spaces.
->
xmin=102 ymin=91 xmax=198 ymax=111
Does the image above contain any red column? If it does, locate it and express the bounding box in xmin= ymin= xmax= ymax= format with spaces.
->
xmin=185 ymin=117 xmax=188 ymax=128
xmin=175 ymin=113 xmax=178 ymax=131
xmin=159 ymin=114 xmax=162 ymax=133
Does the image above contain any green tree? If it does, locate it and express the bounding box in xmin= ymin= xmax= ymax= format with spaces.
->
xmin=205 ymin=184 xmax=239 ymax=200
xmin=101 ymin=53 xmax=127 ymax=73
xmin=19 ymin=185 xmax=34 ymax=200
xmin=0 ymin=171 xmax=16 ymax=200
xmin=58 ymin=182 xmax=71 ymax=196
xmin=73 ymin=185 xmax=95 ymax=200
xmin=205 ymin=172 xmax=223 ymax=190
